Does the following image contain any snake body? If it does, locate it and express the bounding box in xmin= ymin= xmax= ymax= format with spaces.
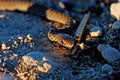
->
xmin=0 ymin=1 xmax=72 ymax=30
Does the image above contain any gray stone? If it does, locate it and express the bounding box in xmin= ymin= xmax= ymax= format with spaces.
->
xmin=97 ymin=44 xmax=120 ymax=63
xmin=112 ymin=21 xmax=120 ymax=30
xmin=101 ymin=64 xmax=113 ymax=75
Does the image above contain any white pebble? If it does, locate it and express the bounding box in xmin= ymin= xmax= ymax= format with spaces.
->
xmin=89 ymin=26 xmax=102 ymax=37
xmin=1 ymin=42 xmax=10 ymax=50
xmin=77 ymin=43 xmax=86 ymax=50
xmin=110 ymin=3 xmax=120 ymax=20
xmin=97 ymin=44 xmax=120 ymax=63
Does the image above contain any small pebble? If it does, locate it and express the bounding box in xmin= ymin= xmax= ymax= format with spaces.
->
xmin=110 ymin=2 xmax=120 ymax=20
xmin=77 ymin=43 xmax=85 ymax=50
xmin=1 ymin=42 xmax=10 ymax=50
xmin=112 ymin=21 xmax=120 ymax=30
xmin=2 ymin=56 xmax=8 ymax=62
xmin=101 ymin=64 xmax=113 ymax=75
xmin=97 ymin=44 xmax=120 ymax=63
xmin=18 ymin=36 xmax=24 ymax=43
xmin=0 ymin=59 xmax=2 ymax=63
xmin=24 ymin=34 xmax=33 ymax=43
xmin=0 ymin=15 xmax=5 ymax=18
xmin=59 ymin=1 xmax=65 ymax=9
xmin=89 ymin=26 xmax=102 ymax=37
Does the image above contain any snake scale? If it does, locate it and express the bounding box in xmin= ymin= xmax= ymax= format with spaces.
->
xmin=0 ymin=0 xmax=74 ymax=49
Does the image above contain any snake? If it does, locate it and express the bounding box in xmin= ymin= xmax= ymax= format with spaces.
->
xmin=0 ymin=0 xmax=73 ymax=30
xmin=0 ymin=0 xmax=74 ymax=49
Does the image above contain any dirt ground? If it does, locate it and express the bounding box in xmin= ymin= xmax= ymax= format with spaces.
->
xmin=0 ymin=0 xmax=120 ymax=80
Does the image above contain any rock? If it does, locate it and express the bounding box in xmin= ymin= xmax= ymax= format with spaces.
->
xmin=112 ymin=21 xmax=120 ymax=30
xmin=16 ymin=51 xmax=57 ymax=77
xmin=97 ymin=44 xmax=120 ymax=63
xmin=101 ymin=64 xmax=113 ymax=75
xmin=89 ymin=26 xmax=102 ymax=37
xmin=110 ymin=3 xmax=120 ymax=20
xmin=24 ymin=51 xmax=56 ymax=73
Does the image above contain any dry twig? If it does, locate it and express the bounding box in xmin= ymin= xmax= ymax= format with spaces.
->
xmin=72 ymin=12 xmax=90 ymax=58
